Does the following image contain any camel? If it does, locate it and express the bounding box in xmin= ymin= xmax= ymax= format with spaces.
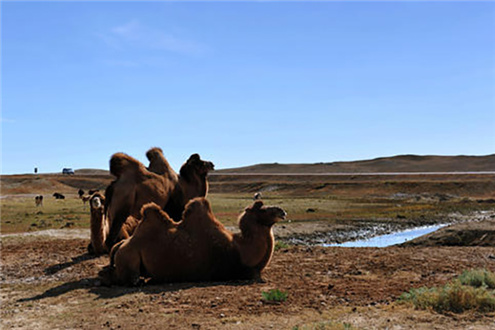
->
xmin=88 ymin=193 xmax=108 ymax=255
xmin=35 ymin=195 xmax=43 ymax=207
xmin=163 ymin=153 xmax=214 ymax=222
xmin=104 ymin=148 xmax=214 ymax=250
xmin=88 ymin=192 xmax=139 ymax=255
xmin=99 ymin=198 xmax=286 ymax=286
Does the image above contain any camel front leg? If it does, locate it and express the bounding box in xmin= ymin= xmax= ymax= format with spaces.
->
xmin=112 ymin=243 xmax=142 ymax=286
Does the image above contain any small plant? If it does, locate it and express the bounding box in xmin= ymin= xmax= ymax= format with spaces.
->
xmin=262 ymin=289 xmax=288 ymax=304
xmin=399 ymin=269 xmax=495 ymax=313
xmin=274 ymin=240 xmax=289 ymax=251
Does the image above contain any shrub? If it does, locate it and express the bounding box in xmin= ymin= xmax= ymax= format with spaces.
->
xmin=399 ymin=269 xmax=495 ymax=313
xmin=458 ymin=269 xmax=495 ymax=289
xmin=262 ymin=289 xmax=288 ymax=303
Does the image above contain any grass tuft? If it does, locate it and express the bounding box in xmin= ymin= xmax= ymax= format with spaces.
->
xmin=400 ymin=269 xmax=495 ymax=313
xmin=261 ymin=289 xmax=288 ymax=304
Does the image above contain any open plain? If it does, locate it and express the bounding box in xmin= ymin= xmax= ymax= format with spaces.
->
xmin=1 ymin=161 xmax=495 ymax=329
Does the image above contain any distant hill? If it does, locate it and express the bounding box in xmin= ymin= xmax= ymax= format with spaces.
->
xmin=74 ymin=169 xmax=110 ymax=175
xmin=213 ymin=154 xmax=495 ymax=174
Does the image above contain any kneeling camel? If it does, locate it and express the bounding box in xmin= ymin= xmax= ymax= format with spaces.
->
xmin=100 ymin=198 xmax=286 ymax=286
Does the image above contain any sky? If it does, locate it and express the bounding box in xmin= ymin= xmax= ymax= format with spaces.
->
xmin=1 ymin=1 xmax=494 ymax=175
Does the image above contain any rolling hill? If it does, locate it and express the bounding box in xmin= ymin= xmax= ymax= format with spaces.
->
xmin=213 ymin=154 xmax=495 ymax=174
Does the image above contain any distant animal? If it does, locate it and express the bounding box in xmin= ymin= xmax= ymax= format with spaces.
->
xmin=104 ymin=148 xmax=214 ymax=250
xmin=78 ymin=189 xmax=85 ymax=198
xmin=53 ymin=192 xmax=65 ymax=199
xmin=99 ymin=198 xmax=286 ymax=286
xmin=35 ymin=195 xmax=43 ymax=207
xmin=62 ymin=168 xmax=74 ymax=175
xmin=254 ymin=192 xmax=262 ymax=200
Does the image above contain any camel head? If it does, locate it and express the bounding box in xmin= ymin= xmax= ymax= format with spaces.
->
xmin=179 ymin=154 xmax=215 ymax=181
xmin=90 ymin=192 xmax=105 ymax=210
xmin=239 ymin=201 xmax=287 ymax=231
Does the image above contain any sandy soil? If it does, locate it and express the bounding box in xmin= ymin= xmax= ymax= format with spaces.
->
xmin=1 ymin=228 xmax=495 ymax=329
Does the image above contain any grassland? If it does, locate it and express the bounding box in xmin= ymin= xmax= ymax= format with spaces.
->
xmin=2 ymin=191 xmax=492 ymax=235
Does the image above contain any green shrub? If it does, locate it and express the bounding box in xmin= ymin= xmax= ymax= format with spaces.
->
xmin=399 ymin=269 xmax=495 ymax=313
xmin=262 ymin=289 xmax=288 ymax=303
xmin=458 ymin=269 xmax=495 ymax=289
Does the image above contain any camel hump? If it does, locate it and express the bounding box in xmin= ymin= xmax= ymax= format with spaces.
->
xmin=141 ymin=202 xmax=175 ymax=227
xmin=182 ymin=197 xmax=212 ymax=220
xmin=145 ymin=147 xmax=164 ymax=161
xmin=146 ymin=147 xmax=175 ymax=177
xmin=110 ymin=153 xmax=144 ymax=178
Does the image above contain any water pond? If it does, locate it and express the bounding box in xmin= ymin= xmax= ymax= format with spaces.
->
xmin=324 ymin=224 xmax=449 ymax=248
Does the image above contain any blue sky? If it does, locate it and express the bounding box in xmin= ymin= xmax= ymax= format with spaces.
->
xmin=1 ymin=1 xmax=494 ymax=174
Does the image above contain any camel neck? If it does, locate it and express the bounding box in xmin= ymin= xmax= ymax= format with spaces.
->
xmin=235 ymin=227 xmax=274 ymax=270
xmin=90 ymin=208 xmax=108 ymax=254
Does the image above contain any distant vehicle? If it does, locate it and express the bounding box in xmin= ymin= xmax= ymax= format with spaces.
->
xmin=62 ymin=168 xmax=75 ymax=175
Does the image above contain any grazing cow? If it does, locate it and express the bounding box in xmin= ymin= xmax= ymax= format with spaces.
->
xmin=53 ymin=192 xmax=65 ymax=199
xmin=35 ymin=195 xmax=43 ymax=207
xmin=254 ymin=192 xmax=262 ymax=200
xmin=78 ymin=189 xmax=85 ymax=198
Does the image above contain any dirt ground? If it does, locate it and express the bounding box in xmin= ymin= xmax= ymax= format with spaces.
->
xmin=1 ymin=230 xmax=495 ymax=329
xmin=1 ymin=171 xmax=495 ymax=328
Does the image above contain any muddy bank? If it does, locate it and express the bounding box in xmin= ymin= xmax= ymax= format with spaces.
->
xmin=278 ymin=211 xmax=495 ymax=246
xmin=403 ymin=216 xmax=495 ymax=247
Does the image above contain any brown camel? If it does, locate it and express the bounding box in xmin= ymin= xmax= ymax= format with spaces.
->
xmin=88 ymin=192 xmax=140 ymax=256
xmin=88 ymin=193 xmax=108 ymax=255
xmin=104 ymin=148 xmax=214 ymax=250
xmin=99 ymin=198 xmax=286 ymax=286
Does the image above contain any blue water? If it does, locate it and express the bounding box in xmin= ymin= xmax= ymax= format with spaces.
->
xmin=324 ymin=224 xmax=448 ymax=248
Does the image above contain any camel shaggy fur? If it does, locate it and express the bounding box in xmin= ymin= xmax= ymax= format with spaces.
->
xmin=104 ymin=148 xmax=214 ymax=250
xmin=100 ymin=198 xmax=286 ymax=286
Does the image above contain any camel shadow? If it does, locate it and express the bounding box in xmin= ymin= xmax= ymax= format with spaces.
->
xmin=18 ymin=277 xmax=100 ymax=302
xmin=18 ymin=277 xmax=259 ymax=302
xmin=44 ymin=252 xmax=98 ymax=275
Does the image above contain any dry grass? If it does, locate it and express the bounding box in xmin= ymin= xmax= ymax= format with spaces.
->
xmin=1 ymin=196 xmax=90 ymax=233
xmin=1 ymin=192 xmax=491 ymax=234
xmin=400 ymin=269 xmax=495 ymax=314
